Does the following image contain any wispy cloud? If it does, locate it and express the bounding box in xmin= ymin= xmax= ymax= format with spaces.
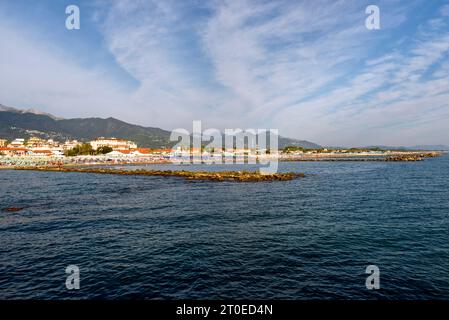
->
xmin=0 ymin=15 xmax=131 ymax=120
xmin=0 ymin=0 xmax=448 ymax=146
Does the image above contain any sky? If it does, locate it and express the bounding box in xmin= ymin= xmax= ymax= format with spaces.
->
xmin=1 ymin=0 xmax=449 ymax=147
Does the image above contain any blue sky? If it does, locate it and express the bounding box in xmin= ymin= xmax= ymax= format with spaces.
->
xmin=1 ymin=0 xmax=449 ymax=146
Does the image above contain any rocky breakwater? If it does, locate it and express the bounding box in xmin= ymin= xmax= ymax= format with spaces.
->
xmin=386 ymin=152 xmax=441 ymax=162
xmin=14 ymin=167 xmax=305 ymax=182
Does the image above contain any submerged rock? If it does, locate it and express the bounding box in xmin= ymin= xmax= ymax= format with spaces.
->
xmin=2 ymin=207 xmax=25 ymax=212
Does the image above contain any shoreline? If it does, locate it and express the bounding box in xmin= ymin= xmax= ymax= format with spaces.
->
xmin=0 ymin=151 xmax=443 ymax=170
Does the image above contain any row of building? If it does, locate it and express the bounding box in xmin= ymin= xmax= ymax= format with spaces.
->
xmin=0 ymin=136 xmax=276 ymax=158
xmin=0 ymin=137 xmax=142 ymax=157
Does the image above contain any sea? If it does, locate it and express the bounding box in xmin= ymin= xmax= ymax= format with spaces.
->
xmin=1 ymin=155 xmax=449 ymax=299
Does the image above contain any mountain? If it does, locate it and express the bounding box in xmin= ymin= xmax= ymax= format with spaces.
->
xmin=0 ymin=104 xmax=321 ymax=149
xmin=0 ymin=109 xmax=173 ymax=148
xmin=278 ymin=136 xmax=321 ymax=149
xmin=408 ymin=145 xmax=449 ymax=151
xmin=358 ymin=145 xmax=409 ymax=151
xmin=196 ymin=131 xmax=321 ymax=150
xmin=359 ymin=145 xmax=449 ymax=151
xmin=0 ymin=104 xmax=63 ymax=120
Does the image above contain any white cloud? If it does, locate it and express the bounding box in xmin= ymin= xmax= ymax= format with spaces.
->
xmin=1 ymin=0 xmax=448 ymax=147
xmin=201 ymin=0 xmax=449 ymax=146
xmin=0 ymin=17 xmax=136 ymax=120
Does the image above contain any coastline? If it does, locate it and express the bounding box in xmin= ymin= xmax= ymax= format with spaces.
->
xmin=0 ymin=150 xmax=443 ymax=170
xmin=1 ymin=151 xmax=442 ymax=182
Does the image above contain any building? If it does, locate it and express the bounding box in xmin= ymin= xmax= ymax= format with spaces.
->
xmin=130 ymin=148 xmax=152 ymax=156
xmin=7 ymin=139 xmax=25 ymax=148
xmin=90 ymin=137 xmax=137 ymax=151
xmin=106 ymin=150 xmax=132 ymax=157
xmin=0 ymin=139 xmax=7 ymax=147
xmin=27 ymin=137 xmax=63 ymax=151
xmin=0 ymin=147 xmax=28 ymax=156
xmin=150 ymin=149 xmax=172 ymax=155
xmin=63 ymin=140 xmax=80 ymax=151
xmin=105 ymin=148 xmax=169 ymax=158
xmin=26 ymin=137 xmax=46 ymax=148
xmin=29 ymin=150 xmax=53 ymax=157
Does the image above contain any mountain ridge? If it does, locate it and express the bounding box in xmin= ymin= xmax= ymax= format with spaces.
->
xmin=0 ymin=104 xmax=321 ymax=149
xmin=0 ymin=104 xmax=63 ymax=120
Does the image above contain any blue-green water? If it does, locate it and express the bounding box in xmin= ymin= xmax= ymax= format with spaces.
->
xmin=1 ymin=155 xmax=449 ymax=299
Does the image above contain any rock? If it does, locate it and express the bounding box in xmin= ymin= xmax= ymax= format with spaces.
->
xmin=2 ymin=207 xmax=24 ymax=212
xmin=13 ymin=166 xmax=305 ymax=182
xmin=386 ymin=155 xmax=423 ymax=161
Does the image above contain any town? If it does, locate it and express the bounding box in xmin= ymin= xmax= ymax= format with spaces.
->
xmin=0 ymin=136 xmax=278 ymax=166
xmin=0 ymin=136 xmax=271 ymax=158
xmin=0 ymin=137 xmax=171 ymax=165
xmin=0 ymin=136 xmax=442 ymax=167
xmin=0 ymin=137 xmax=150 ymax=157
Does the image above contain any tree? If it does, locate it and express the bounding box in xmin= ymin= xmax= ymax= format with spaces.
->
xmin=283 ymin=146 xmax=306 ymax=153
xmin=96 ymin=146 xmax=113 ymax=155
xmin=65 ymin=143 xmax=94 ymax=156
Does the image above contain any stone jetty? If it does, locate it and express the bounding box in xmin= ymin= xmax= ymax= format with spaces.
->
xmin=13 ymin=167 xmax=305 ymax=182
xmin=385 ymin=153 xmax=440 ymax=161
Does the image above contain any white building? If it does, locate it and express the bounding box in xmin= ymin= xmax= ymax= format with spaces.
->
xmin=106 ymin=150 xmax=132 ymax=157
xmin=90 ymin=137 xmax=137 ymax=151
xmin=28 ymin=150 xmax=53 ymax=157
xmin=7 ymin=138 xmax=25 ymax=148
xmin=63 ymin=140 xmax=80 ymax=151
